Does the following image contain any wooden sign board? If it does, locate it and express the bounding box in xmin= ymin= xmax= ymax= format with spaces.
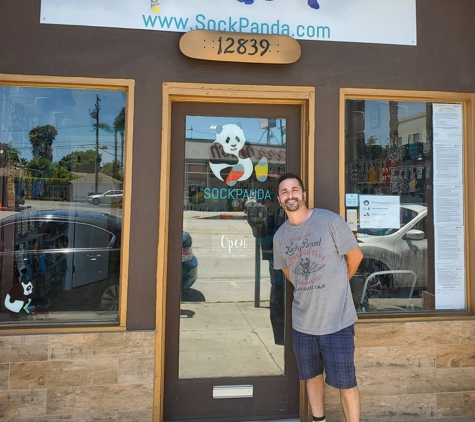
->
xmin=179 ymin=30 xmax=301 ymax=64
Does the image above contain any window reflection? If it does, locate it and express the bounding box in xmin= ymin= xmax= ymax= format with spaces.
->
xmin=179 ymin=116 xmax=287 ymax=378
xmin=0 ymin=85 xmax=126 ymax=324
xmin=346 ymin=100 xmax=434 ymax=313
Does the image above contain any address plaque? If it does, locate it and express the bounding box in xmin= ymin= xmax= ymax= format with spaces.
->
xmin=179 ymin=30 xmax=301 ymax=64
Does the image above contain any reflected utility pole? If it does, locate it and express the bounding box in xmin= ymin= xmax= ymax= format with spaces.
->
xmin=90 ymin=95 xmax=101 ymax=194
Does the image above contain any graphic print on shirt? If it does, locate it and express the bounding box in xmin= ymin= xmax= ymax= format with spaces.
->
xmin=294 ymin=257 xmax=325 ymax=282
xmin=285 ymin=233 xmax=326 ymax=291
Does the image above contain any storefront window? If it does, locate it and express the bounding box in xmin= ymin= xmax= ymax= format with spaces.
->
xmin=345 ymin=99 xmax=465 ymax=313
xmin=0 ymin=84 xmax=126 ymax=325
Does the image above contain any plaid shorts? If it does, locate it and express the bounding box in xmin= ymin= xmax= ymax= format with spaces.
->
xmin=292 ymin=325 xmax=357 ymax=390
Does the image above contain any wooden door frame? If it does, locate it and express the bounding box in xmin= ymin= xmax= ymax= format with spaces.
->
xmin=153 ymin=82 xmax=315 ymax=422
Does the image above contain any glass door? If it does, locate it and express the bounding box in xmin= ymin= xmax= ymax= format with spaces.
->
xmin=164 ymin=102 xmax=301 ymax=421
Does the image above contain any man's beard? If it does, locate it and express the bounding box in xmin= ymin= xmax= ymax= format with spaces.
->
xmin=281 ymin=197 xmax=305 ymax=212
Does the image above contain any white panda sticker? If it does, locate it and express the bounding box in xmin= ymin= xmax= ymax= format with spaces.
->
xmin=4 ymin=280 xmax=33 ymax=314
xmin=209 ymin=123 xmax=268 ymax=186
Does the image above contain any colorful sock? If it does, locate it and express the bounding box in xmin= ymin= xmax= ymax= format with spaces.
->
xmin=313 ymin=416 xmax=326 ymax=422
xmin=308 ymin=0 xmax=320 ymax=9
xmin=151 ymin=0 xmax=161 ymax=13
xmin=226 ymin=164 xmax=245 ymax=187
xmin=255 ymin=157 xmax=268 ymax=182
xmin=23 ymin=298 xmax=32 ymax=314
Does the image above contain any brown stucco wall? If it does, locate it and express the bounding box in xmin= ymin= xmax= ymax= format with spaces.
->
xmin=1 ymin=2 xmax=475 ymax=421
xmin=1 ymin=0 xmax=474 ymax=329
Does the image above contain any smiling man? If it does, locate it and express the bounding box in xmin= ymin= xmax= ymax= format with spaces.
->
xmin=273 ymin=173 xmax=363 ymax=422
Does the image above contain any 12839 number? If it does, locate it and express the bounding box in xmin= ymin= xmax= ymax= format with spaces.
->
xmin=217 ymin=36 xmax=271 ymax=56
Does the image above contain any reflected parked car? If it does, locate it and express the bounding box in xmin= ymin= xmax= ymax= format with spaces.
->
xmin=87 ymin=190 xmax=123 ymax=205
xmin=0 ymin=209 xmax=121 ymax=320
xmin=0 ymin=210 xmax=197 ymax=321
xmin=356 ymin=204 xmax=428 ymax=288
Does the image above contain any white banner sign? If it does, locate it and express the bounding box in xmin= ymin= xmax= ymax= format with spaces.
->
xmin=40 ymin=0 xmax=417 ymax=46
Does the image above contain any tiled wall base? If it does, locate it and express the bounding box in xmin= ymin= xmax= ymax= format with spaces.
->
xmin=2 ymin=320 xmax=475 ymax=421
xmin=325 ymin=320 xmax=475 ymax=422
xmin=0 ymin=331 xmax=154 ymax=421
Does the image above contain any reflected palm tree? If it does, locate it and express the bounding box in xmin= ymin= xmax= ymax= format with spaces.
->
xmin=113 ymin=107 xmax=125 ymax=179
xmin=29 ymin=124 xmax=57 ymax=161
xmin=389 ymin=100 xmax=398 ymax=144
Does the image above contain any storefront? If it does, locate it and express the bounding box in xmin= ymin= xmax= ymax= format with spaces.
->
xmin=1 ymin=1 xmax=475 ymax=421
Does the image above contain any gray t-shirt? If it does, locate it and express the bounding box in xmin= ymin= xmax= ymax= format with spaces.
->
xmin=273 ymin=208 xmax=359 ymax=335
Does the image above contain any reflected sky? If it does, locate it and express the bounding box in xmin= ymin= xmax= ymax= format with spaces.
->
xmin=1 ymin=86 xmax=126 ymax=164
xmin=360 ymin=100 xmax=427 ymax=147
xmin=186 ymin=115 xmax=286 ymax=145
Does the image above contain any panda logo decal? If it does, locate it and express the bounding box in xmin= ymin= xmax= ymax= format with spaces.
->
xmin=209 ymin=123 xmax=268 ymax=187
xmin=4 ymin=280 xmax=33 ymax=314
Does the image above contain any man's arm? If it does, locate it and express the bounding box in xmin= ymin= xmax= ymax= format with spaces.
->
xmin=345 ymin=246 xmax=364 ymax=279
xmin=281 ymin=267 xmax=291 ymax=281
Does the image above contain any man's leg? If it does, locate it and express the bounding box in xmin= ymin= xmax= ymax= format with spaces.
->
xmin=319 ymin=325 xmax=359 ymax=421
xmin=340 ymin=386 xmax=360 ymax=422
xmin=292 ymin=329 xmax=326 ymax=420
xmin=306 ymin=374 xmax=325 ymax=419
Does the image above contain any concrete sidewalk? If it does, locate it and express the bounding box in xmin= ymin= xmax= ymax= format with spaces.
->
xmin=179 ymin=300 xmax=284 ymax=379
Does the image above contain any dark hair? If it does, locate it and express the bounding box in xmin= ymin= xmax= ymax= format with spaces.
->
xmin=277 ymin=173 xmax=305 ymax=192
